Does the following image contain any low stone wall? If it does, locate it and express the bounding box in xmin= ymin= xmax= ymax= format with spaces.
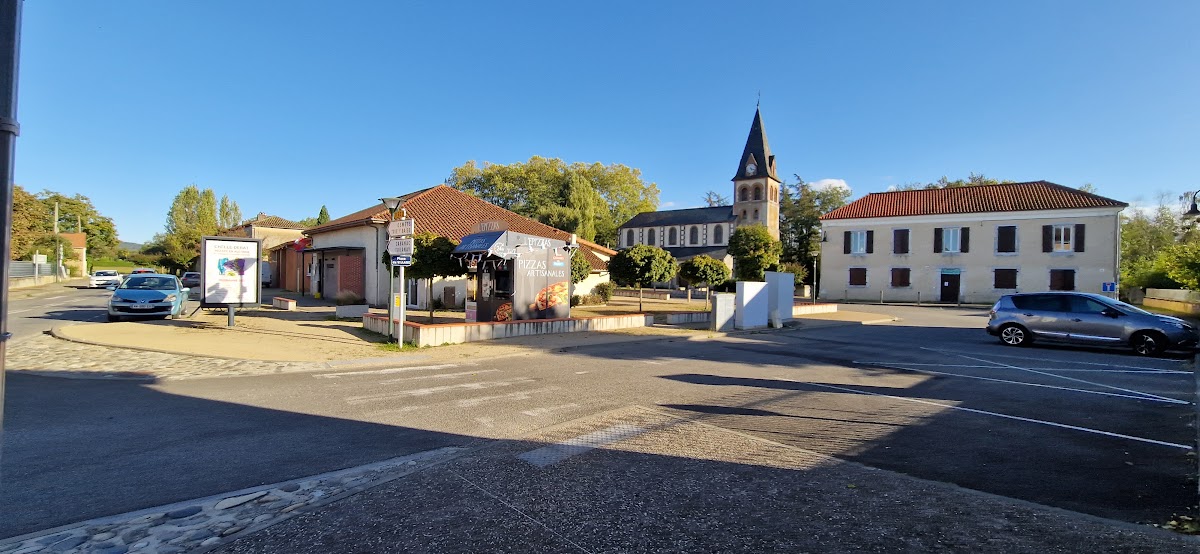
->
xmin=793 ymin=303 xmax=838 ymax=316
xmin=659 ymin=312 xmax=710 ymax=325
xmin=363 ymin=313 xmax=653 ymax=347
xmin=1146 ymin=288 xmax=1200 ymax=303
xmin=1143 ymin=297 xmax=1200 ymax=315
xmin=613 ymin=289 xmax=671 ymax=300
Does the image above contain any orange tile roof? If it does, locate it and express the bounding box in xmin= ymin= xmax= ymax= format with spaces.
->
xmin=820 ymin=181 xmax=1127 ymax=220
xmin=306 ymin=185 xmax=613 ymax=270
xmin=61 ymin=232 xmax=87 ymax=249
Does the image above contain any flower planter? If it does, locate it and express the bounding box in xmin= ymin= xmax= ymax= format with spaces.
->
xmin=335 ymin=304 xmax=369 ymax=319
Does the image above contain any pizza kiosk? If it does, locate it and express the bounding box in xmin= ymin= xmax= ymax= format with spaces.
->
xmin=452 ymin=230 xmax=573 ymax=323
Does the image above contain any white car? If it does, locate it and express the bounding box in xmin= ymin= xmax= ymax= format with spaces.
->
xmin=89 ymin=270 xmax=122 ymax=288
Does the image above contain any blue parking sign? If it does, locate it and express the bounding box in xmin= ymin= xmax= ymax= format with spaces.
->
xmin=1101 ymin=282 xmax=1116 ymax=292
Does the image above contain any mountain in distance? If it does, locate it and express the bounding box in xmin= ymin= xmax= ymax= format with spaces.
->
xmin=118 ymin=241 xmax=143 ymax=251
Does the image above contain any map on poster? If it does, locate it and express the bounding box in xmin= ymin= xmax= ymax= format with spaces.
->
xmin=201 ymin=237 xmax=261 ymax=305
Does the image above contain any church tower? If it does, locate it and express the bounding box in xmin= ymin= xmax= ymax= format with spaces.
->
xmin=731 ymin=107 xmax=781 ymax=239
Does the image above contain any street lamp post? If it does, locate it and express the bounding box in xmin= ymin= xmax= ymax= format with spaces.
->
xmin=380 ymin=197 xmax=402 ymax=342
xmin=1182 ymin=190 xmax=1200 ymax=501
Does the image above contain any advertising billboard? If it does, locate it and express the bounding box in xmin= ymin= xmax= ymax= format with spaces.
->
xmin=200 ymin=236 xmax=262 ymax=307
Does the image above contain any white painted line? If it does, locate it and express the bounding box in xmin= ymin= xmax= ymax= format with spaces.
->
xmin=451 ymin=471 xmax=595 ymax=554
xmin=517 ymin=424 xmax=647 ymax=467
xmin=44 ymin=295 xmax=65 ymax=301
xmin=378 ymin=369 xmax=499 ymax=384
xmin=314 ymin=363 xmax=464 ymax=378
xmin=522 ymin=403 xmax=581 ymax=417
xmin=344 ymin=378 xmax=535 ymax=405
xmin=930 ymin=349 xmax=1188 ymax=405
xmin=776 ymin=378 xmax=1192 ymax=450
xmin=9 ymin=309 xmax=31 ymax=314
xmin=858 ymin=362 xmax=1189 ymax=405
xmin=574 ymin=371 xmax=589 ymax=375
xmin=855 ymin=361 xmax=1188 ymax=374
xmin=925 ymin=348 xmax=1184 ymax=372
xmin=457 ymin=386 xmax=560 ymax=408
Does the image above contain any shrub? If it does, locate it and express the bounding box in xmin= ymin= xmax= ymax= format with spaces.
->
xmin=334 ymin=290 xmax=366 ymax=306
xmin=592 ymin=281 xmax=616 ymax=302
xmin=432 ymin=297 xmax=446 ymax=311
xmin=711 ymin=279 xmax=737 ymax=293
xmin=570 ymin=294 xmax=583 ymax=307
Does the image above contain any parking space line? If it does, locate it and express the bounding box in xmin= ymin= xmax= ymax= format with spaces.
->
xmin=379 ymin=369 xmax=500 ymax=384
xmin=314 ymin=363 xmax=465 ymax=378
xmin=856 ymin=361 xmax=1188 ymax=375
xmin=344 ymin=378 xmax=536 ymax=405
xmin=926 ymin=348 xmax=1187 ymax=404
xmin=925 ymin=348 xmax=1185 ymax=372
xmin=856 ymin=362 xmax=1189 ymax=405
xmin=776 ymin=378 xmax=1192 ymax=450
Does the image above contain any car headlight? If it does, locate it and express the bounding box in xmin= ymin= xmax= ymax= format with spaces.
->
xmin=164 ymin=294 xmax=177 ymax=302
xmin=111 ymin=296 xmax=131 ymax=303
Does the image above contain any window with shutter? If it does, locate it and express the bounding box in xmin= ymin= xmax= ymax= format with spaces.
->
xmin=934 ymin=228 xmax=943 ymax=253
xmin=890 ymin=268 xmax=910 ymax=287
xmin=866 ymin=230 xmax=874 ymax=254
xmin=848 ymin=268 xmax=867 ymax=286
xmin=941 ymin=228 xmax=962 ymax=253
xmin=848 ymin=231 xmax=868 ymax=254
xmin=994 ymin=269 xmax=1018 ymax=289
xmin=1074 ymin=224 xmax=1086 ymax=252
xmin=1051 ymin=225 xmax=1073 ymax=252
xmin=997 ymin=226 xmax=1017 ymax=253
xmin=893 ymin=229 xmax=909 ymax=254
xmin=1050 ymin=269 xmax=1076 ymax=291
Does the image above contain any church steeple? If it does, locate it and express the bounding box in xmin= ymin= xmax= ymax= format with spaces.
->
xmin=732 ymin=107 xmax=780 ymax=183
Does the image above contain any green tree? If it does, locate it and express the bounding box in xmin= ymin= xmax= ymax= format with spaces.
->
xmin=891 ymin=173 xmax=1012 ymax=191
xmin=316 ymin=205 xmax=331 ymax=225
xmin=1159 ymin=242 xmax=1200 ymax=290
xmin=407 ymin=232 xmax=466 ymax=318
xmin=677 ymin=255 xmax=730 ymax=309
xmin=778 ymin=177 xmax=849 ymax=281
xmin=607 ymin=244 xmax=677 ymax=311
xmin=1120 ymin=195 xmax=1180 ymax=287
xmin=11 ymin=185 xmax=49 ymax=259
xmin=218 ymin=194 xmax=242 ymax=229
xmin=447 ymin=156 xmax=658 ymax=247
xmin=728 ymin=225 xmax=782 ymax=281
xmin=22 ymin=233 xmax=78 ymax=261
xmin=163 ymin=185 xmax=220 ymax=271
xmin=37 ymin=191 xmax=120 ymax=259
xmin=570 ymin=250 xmax=592 ymax=285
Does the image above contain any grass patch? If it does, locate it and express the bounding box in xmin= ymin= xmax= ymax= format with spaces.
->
xmin=377 ymin=341 xmax=419 ymax=352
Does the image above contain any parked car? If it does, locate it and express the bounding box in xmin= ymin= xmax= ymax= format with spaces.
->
xmin=89 ymin=270 xmax=122 ymax=288
xmin=130 ymin=268 xmax=156 ymax=275
xmin=107 ymin=273 xmax=190 ymax=322
xmin=181 ymin=271 xmax=201 ymax=288
xmin=986 ymin=292 xmax=1198 ymax=356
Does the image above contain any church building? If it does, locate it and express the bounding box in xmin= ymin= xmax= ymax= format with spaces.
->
xmin=616 ymin=108 xmax=782 ymax=269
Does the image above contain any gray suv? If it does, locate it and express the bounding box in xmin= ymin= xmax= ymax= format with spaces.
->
xmin=986 ymin=292 xmax=1197 ymax=356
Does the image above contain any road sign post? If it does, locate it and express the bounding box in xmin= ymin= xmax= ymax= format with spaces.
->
xmin=385 ymin=216 xmax=415 ymax=343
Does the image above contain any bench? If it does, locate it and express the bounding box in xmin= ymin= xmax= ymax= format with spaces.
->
xmin=272 ymin=297 xmax=297 ymax=311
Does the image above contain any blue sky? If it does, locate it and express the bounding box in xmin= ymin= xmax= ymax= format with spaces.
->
xmin=13 ymin=1 xmax=1198 ymax=244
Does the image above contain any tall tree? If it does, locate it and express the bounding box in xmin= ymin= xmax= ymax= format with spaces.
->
xmin=728 ymin=225 xmax=782 ymax=281
xmin=447 ymin=156 xmax=658 ymax=248
xmin=11 ymin=185 xmax=48 ymax=259
xmin=678 ymin=255 xmax=730 ymax=309
xmin=407 ymin=232 xmax=466 ymax=318
xmin=891 ymin=173 xmax=1012 ymax=191
xmin=316 ymin=205 xmax=331 ymax=225
xmin=778 ymin=177 xmax=849 ymax=282
xmin=1120 ymin=194 xmax=1182 ymax=288
xmin=703 ymin=191 xmax=730 ymax=207
xmin=218 ymin=194 xmax=242 ymax=229
xmin=164 ymin=185 xmax=220 ymax=271
xmin=570 ymin=250 xmax=592 ymax=285
xmin=36 ymin=191 xmax=120 ymax=258
xmin=607 ymin=244 xmax=677 ymax=312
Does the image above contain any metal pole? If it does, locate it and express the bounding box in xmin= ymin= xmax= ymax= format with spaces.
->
xmin=0 ymin=0 xmax=23 ymax=467
xmin=398 ymin=265 xmax=406 ymax=343
xmin=227 ymin=306 xmax=235 ymax=327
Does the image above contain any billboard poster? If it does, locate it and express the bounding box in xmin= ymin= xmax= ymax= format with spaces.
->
xmin=513 ymin=246 xmax=570 ymax=320
xmin=200 ymin=236 xmax=262 ymax=306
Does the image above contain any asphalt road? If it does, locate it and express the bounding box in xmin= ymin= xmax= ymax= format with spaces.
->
xmin=5 ymin=282 xmax=112 ymax=344
xmin=2 ymin=305 xmax=1196 ymax=539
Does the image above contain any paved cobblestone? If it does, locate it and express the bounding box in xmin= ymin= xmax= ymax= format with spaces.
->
xmin=6 ymin=334 xmax=324 ymax=380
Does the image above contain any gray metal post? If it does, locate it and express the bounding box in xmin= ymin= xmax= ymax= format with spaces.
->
xmin=398 ymin=265 xmax=406 ymax=343
xmin=227 ymin=306 xmax=235 ymax=327
xmin=387 ymin=265 xmax=394 ymax=340
xmin=0 ymin=0 xmax=23 ymax=465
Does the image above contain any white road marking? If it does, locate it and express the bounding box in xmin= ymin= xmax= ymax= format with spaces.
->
xmin=9 ymin=309 xmax=31 ymax=314
xmin=777 ymin=377 xmax=1192 ymax=450
xmin=925 ymin=348 xmax=1183 ymax=372
xmin=643 ymin=360 xmax=664 ymax=365
xmin=363 ymin=405 xmax=427 ymax=418
xmin=344 ymin=378 xmax=535 ymax=405
xmin=457 ymin=386 xmax=560 ymax=408
xmin=517 ymin=424 xmax=647 ymax=467
xmin=314 ymin=363 xmax=465 ymax=378
xmin=44 ymin=296 xmax=65 ymax=300
xmin=929 ymin=348 xmax=1187 ymax=405
xmin=858 ymin=362 xmax=1189 ymax=405
xmin=522 ymin=403 xmax=581 ymax=417
xmin=379 ymin=369 xmax=499 ymax=384
xmin=574 ymin=371 xmax=589 ymax=375
xmin=855 ymin=361 xmax=1187 ymax=374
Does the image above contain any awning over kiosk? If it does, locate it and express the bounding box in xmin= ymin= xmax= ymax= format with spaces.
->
xmin=452 ymin=230 xmax=568 ymax=260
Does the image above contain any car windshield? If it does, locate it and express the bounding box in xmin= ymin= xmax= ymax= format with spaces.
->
xmin=184 ymin=273 xmax=199 ymax=278
xmin=119 ymin=276 xmax=177 ymax=290
xmin=95 ymin=271 xmax=117 ymax=276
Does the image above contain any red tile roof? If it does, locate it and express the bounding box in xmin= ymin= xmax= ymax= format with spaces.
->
xmin=820 ymin=181 xmax=1127 ymax=220
xmin=306 ymin=185 xmax=614 ymax=270
xmin=238 ymin=213 xmax=307 ymax=230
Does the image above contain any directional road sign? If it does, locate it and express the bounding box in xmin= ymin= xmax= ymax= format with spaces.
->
xmin=387 ymin=238 xmax=414 ymax=256
xmin=391 ymin=255 xmax=412 ymax=267
xmin=388 ymin=219 xmax=415 ymax=238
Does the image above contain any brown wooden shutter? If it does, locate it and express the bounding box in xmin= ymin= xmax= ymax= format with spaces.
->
xmin=997 ymin=226 xmax=1016 ymax=253
xmin=933 ymin=228 xmax=943 ymax=253
xmin=894 ymin=229 xmax=909 ymax=254
xmin=1074 ymin=224 xmax=1085 ymax=252
xmin=1042 ymin=225 xmax=1053 ymax=252
xmin=961 ymin=227 xmax=970 ymax=253
xmin=843 ymin=231 xmax=851 ymax=254
xmin=866 ymin=230 xmax=874 ymax=254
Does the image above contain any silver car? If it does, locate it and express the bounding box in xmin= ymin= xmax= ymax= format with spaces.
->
xmin=986 ymin=292 xmax=1198 ymax=356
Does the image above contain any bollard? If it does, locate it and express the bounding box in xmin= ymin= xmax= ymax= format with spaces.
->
xmin=917 ymin=291 xmax=921 ymax=306
xmin=880 ymin=291 xmax=884 ymax=305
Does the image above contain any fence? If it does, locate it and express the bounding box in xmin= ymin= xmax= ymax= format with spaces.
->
xmin=9 ymin=261 xmax=56 ymax=278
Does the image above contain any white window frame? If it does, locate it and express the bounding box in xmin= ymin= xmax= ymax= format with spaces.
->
xmin=1052 ymin=224 xmax=1073 ymax=252
xmin=942 ymin=227 xmax=962 ymax=253
xmin=850 ymin=230 xmax=868 ymax=254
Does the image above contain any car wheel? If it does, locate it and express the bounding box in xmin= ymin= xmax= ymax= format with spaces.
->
xmin=1131 ymin=332 xmax=1165 ymax=357
xmin=107 ymin=314 xmax=120 ymax=322
xmin=998 ymin=324 xmax=1030 ymax=347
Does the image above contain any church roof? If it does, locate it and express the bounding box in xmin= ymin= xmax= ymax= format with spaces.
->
xmin=619 ymin=206 xmax=735 ymax=228
xmin=732 ymin=107 xmax=780 ymax=183
xmin=661 ymin=245 xmax=729 ymax=261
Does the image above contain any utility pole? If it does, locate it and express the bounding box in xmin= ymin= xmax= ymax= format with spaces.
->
xmin=53 ymin=201 xmax=60 ymax=281
xmin=0 ymin=0 xmax=24 ymax=466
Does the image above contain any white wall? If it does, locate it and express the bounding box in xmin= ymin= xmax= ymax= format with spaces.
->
xmin=310 ymin=225 xmax=388 ymax=306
